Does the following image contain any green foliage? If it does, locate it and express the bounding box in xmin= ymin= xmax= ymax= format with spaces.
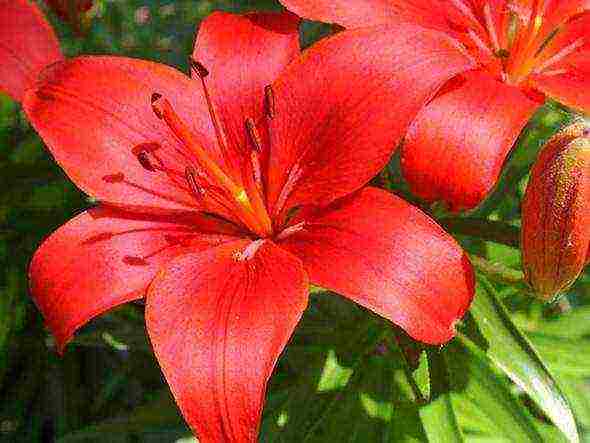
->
xmin=0 ymin=1 xmax=589 ymax=442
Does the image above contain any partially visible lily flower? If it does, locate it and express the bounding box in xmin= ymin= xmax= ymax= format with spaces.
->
xmin=45 ymin=0 xmax=94 ymax=33
xmin=521 ymin=120 xmax=590 ymax=301
xmin=0 ymin=0 xmax=63 ymax=102
xmin=280 ymin=0 xmax=590 ymax=211
xmin=5 ymin=3 xmax=476 ymax=441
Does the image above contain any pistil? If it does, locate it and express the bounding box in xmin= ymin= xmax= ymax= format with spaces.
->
xmin=150 ymin=93 xmax=272 ymax=237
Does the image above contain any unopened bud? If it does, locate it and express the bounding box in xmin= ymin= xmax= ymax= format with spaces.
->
xmin=521 ymin=120 xmax=590 ymax=302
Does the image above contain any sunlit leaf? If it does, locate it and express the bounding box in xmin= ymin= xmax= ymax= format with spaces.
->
xmin=464 ymin=277 xmax=579 ymax=443
xmin=527 ymin=334 xmax=590 ymax=377
xmin=419 ymin=349 xmax=464 ymax=443
xmin=446 ymin=340 xmax=545 ymax=442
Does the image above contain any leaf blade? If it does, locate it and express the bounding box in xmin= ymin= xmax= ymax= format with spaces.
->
xmin=464 ymin=277 xmax=579 ymax=443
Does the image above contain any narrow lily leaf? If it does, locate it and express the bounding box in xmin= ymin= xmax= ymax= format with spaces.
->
xmin=527 ymin=333 xmax=590 ymax=377
xmin=445 ymin=340 xmax=544 ymax=442
xmin=57 ymin=390 xmax=189 ymax=442
xmin=557 ymin=379 xmax=590 ymax=429
xmin=534 ymin=306 xmax=590 ymax=338
xmin=419 ymin=350 xmax=464 ymax=443
xmin=464 ymin=277 xmax=579 ymax=443
xmin=0 ymin=268 xmax=27 ymax=384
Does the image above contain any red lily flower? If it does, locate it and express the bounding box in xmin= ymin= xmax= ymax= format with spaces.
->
xmin=279 ymin=0 xmax=590 ymax=211
xmin=0 ymin=0 xmax=63 ymax=102
xmin=17 ymin=8 xmax=476 ymax=442
xmin=45 ymin=0 xmax=93 ymax=18
xmin=45 ymin=0 xmax=94 ymax=33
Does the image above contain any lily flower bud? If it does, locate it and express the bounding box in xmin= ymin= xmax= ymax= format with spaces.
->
xmin=521 ymin=120 xmax=590 ymax=302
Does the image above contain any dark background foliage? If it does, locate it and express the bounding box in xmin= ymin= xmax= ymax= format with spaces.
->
xmin=0 ymin=1 xmax=588 ymax=442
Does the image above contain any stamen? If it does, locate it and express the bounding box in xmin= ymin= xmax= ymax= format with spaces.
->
xmin=233 ymin=239 xmax=265 ymax=261
xmin=538 ymin=68 xmax=567 ymax=76
xmin=188 ymin=57 xmax=233 ymax=171
xmin=102 ymin=173 xmax=125 ymax=183
xmin=264 ymin=85 xmax=275 ymax=119
xmin=505 ymin=11 xmax=520 ymax=49
xmin=533 ymin=38 xmax=585 ymax=74
xmin=185 ymin=166 xmax=205 ymax=200
xmin=151 ymin=93 xmax=163 ymax=119
xmin=189 ymin=58 xmax=209 ymax=78
xmin=274 ymin=164 xmax=303 ymax=217
xmin=449 ymin=0 xmax=478 ymax=24
xmin=275 ymin=222 xmax=305 ymax=241
xmin=250 ymin=150 xmax=263 ymax=193
xmin=467 ymin=29 xmax=494 ymax=55
xmin=137 ymin=151 xmax=156 ymax=172
xmin=483 ymin=3 xmax=501 ymax=53
xmin=245 ymin=117 xmax=263 ymax=152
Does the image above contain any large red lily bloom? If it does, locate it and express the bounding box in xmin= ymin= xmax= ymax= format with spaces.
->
xmin=15 ymin=7 xmax=476 ymax=442
xmin=280 ymin=0 xmax=590 ymax=211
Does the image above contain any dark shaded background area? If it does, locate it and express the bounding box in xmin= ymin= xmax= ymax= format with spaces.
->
xmin=0 ymin=1 xmax=588 ymax=442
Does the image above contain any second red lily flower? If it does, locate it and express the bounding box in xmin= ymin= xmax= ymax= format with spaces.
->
xmin=280 ymin=0 xmax=590 ymax=211
xmin=2 ymin=3 xmax=475 ymax=442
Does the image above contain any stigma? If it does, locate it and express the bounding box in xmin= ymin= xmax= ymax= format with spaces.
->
xmin=144 ymin=60 xmax=278 ymax=238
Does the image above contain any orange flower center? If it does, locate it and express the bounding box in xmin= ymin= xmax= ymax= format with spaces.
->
xmin=453 ymin=0 xmax=585 ymax=86
xmin=137 ymin=59 xmax=278 ymax=238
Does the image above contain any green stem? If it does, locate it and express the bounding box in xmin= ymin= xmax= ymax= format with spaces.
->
xmin=441 ymin=218 xmax=520 ymax=248
xmin=469 ymin=254 xmax=527 ymax=287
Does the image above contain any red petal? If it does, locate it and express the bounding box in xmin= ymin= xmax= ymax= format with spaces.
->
xmin=266 ymin=25 xmax=475 ymax=217
xmin=530 ymin=14 xmax=590 ymax=113
xmin=278 ymin=0 xmax=449 ymax=28
xmin=401 ymin=71 xmax=541 ymax=212
xmin=146 ymin=240 xmax=308 ymax=442
xmin=23 ymin=56 xmax=220 ymax=211
xmin=0 ymin=0 xmax=63 ymax=102
xmin=279 ymin=187 xmax=474 ymax=345
xmin=29 ymin=206 xmax=241 ymax=351
xmin=538 ymin=1 xmax=590 ymax=39
xmin=193 ymin=11 xmax=300 ymax=168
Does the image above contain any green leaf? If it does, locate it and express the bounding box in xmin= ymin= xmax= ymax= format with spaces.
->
xmin=463 ymin=277 xmax=579 ymax=442
xmin=445 ymin=340 xmax=545 ymax=442
xmin=57 ymin=389 xmax=189 ymax=442
xmin=261 ymin=295 xmax=427 ymax=443
xmin=527 ymin=333 xmax=590 ymax=377
xmin=533 ymin=306 xmax=590 ymax=339
xmin=419 ymin=349 xmax=464 ymax=443
xmin=556 ymin=378 xmax=590 ymax=429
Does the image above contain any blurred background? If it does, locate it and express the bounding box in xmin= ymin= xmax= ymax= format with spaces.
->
xmin=0 ymin=1 xmax=588 ymax=442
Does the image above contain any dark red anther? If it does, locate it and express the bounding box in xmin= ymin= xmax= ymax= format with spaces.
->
xmin=137 ymin=151 xmax=156 ymax=172
xmin=102 ymin=172 xmax=125 ymax=183
xmin=189 ymin=57 xmax=210 ymax=78
xmin=245 ymin=117 xmax=263 ymax=152
xmin=151 ymin=93 xmax=163 ymax=119
xmin=185 ymin=166 xmax=205 ymax=199
xmin=264 ymin=85 xmax=275 ymax=120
